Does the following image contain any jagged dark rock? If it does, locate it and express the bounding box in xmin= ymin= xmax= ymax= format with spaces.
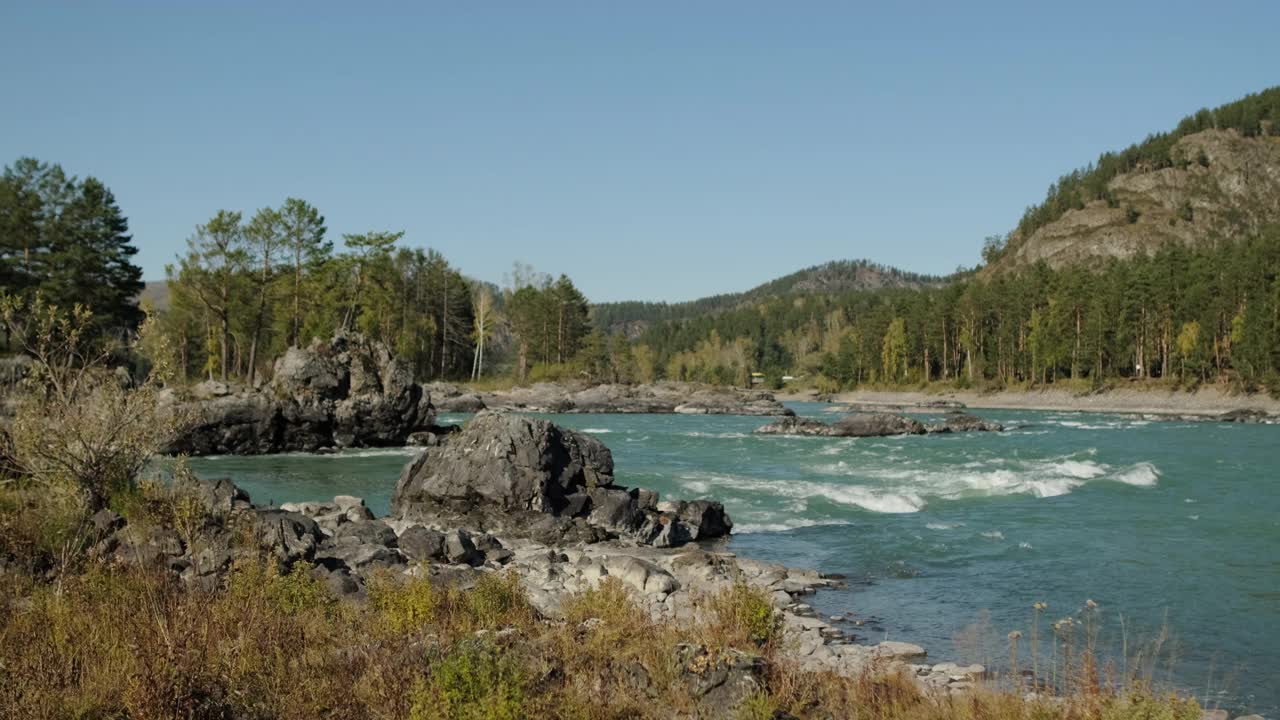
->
xmin=1217 ymin=408 xmax=1276 ymax=424
xmin=397 ymin=526 xmax=446 ymax=562
xmin=927 ymin=412 xmax=1004 ymax=433
xmin=754 ymin=416 xmax=833 ymax=436
xmin=830 ymin=413 xmax=927 ymax=436
xmin=251 ymin=510 xmax=323 ymax=567
xmin=391 ymin=411 xmax=731 ymax=546
xmin=161 ymin=332 xmax=435 ymax=456
xmin=407 ymin=424 xmax=462 ymax=447
xmin=757 ymin=412 xmax=1001 ymax=438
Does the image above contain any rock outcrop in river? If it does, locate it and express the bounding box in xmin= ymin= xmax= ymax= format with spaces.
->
xmin=391 ymin=411 xmax=732 ymax=547
xmin=161 ymin=332 xmax=437 ymax=455
xmin=756 ymin=411 xmax=1003 ymax=437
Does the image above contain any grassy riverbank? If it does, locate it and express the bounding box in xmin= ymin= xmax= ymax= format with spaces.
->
xmin=0 ymin=553 xmax=1204 ymax=720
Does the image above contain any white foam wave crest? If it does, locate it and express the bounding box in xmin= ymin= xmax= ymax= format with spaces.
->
xmin=679 ymin=456 xmax=1159 ymax=517
xmin=925 ymin=522 xmax=962 ymax=530
xmin=1114 ymin=462 xmax=1160 ymax=486
xmin=680 ymin=479 xmax=712 ymax=495
xmin=682 ymin=431 xmax=750 ymax=439
xmin=687 ymin=473 xmax=925 ymax=514
xmin=734 ymin=518 xmax=856 ymax=534
xmin=579 ymin=428 xmax=612 ymax=434
xmin=336 ymin=448 xmax=423 ymax=458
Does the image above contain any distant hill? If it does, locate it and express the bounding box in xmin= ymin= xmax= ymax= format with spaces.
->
xmin=592 ymin=259 xmax=950 ymax=337
xmin=987 ymin=87 xmax=1280 ymax=273
xmin=138 ymin=281 xmax=170 ymax=312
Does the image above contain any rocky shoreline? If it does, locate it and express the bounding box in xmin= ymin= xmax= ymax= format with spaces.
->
xmin=429 ymin=380 xmax=794 ymax=417
xmin=94 ymin=410 xmax=981 ymax=695
xmin=793 ymin=388 xmax=1280 ymax=423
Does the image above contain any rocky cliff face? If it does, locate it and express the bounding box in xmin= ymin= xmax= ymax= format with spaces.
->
xmin=162 ymin=332 xmax=435 ymax=455
xmin=995 ymin=130 xmax=1280 ymax=271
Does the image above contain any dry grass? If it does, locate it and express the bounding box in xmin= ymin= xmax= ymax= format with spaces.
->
xmin=0 ymin=553 xmax=1208 ymax=720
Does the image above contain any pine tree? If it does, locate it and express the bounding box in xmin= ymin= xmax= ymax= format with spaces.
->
xmin=176 ymin=211 xmax=247 ymax=381
xmin=278 ymin=198 xmax=329 ymax=346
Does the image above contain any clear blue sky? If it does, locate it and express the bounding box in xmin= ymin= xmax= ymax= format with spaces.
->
xmin=3 ymin=2 xmax=1277 ymax=303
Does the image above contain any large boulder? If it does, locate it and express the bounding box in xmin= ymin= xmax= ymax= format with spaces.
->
xmin=391 ymin=411 xmax=730 ymax=546
xmin=392 ymin=411 xmax=615 ymax=521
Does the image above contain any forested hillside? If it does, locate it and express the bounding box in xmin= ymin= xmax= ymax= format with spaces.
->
xmin=629 ymin=89 xmax=1280 ymax=393
xmin=986 ymin=87 xmax=1280 ymax=272
xmin=633 ymin=231 xmax=1280 ymax=391
xmin=592 ymin=260 xmax=947 ymax=337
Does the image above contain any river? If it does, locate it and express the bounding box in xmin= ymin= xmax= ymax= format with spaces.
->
xmin=186 ymin=403 xmax=1280 ymax=715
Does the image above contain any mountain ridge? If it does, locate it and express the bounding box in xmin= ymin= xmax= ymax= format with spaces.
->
xmin=591 ymin=259 xmax=952 ymax=337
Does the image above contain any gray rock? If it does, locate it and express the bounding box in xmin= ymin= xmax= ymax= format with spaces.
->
xmin=829 ymin=413 xmax=927 ymax=437
xmin=928 ymin=412 xmax=1003 ymax=433
xmin=392 ymin=411 xmax=614 ymax=522
xmin=315 ymin=542 xmax=404 ymax=572
xmin=587 ymin=487 xmax=644 ymax=532
xmin=604 ymin=556 xmax=674 ymax=595
xmin=757 ymin=412 xmax=936 ymax=438
xmin=398 ymin=526 xmax=447 ymax=562
xmin=754 ymin=416 xmax=832 ymax=436
xmin=250 ymin=510 xmax=322 ymax=568
xmin=443 ymin=529 xmax=483 ymax=566
xmin=109 ymin=525 xmax=185 ymax=568
xmin=163 ymin=331 xmax=434 ymax=455
xmin=332 ymin=519 xmax=398 ymax=547
xmin=664 ymin=499 xmax=733 ymax=540
xmin=874 ymin=641 xmax=927 ymax=661
xmin=391 ymin=411 xmax=729 ymax=547
xmin=173 ymin=476 xmax=252 ymax=514
xmin=1218 ymin=408 xmax=1275 ymax=424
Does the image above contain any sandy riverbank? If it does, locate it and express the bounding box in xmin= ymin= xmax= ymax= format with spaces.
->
xmin=776 ymin=386 xmax=1280 ymax=416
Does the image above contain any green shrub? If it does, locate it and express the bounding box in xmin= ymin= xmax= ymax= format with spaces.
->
xmin=709 ymin=581 xmax=778 ymax=648
xmin=411 ymin=640 xmax=529 ymax=720
xmin=464 ymin=571 xmax=530 ymax=630
xmin=736 ymin=691 xmax=778 ymax=720
xmin=369 ymin=573 xmax=440 ymax=634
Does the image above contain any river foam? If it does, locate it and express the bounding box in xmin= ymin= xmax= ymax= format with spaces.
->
xmin=677 ymin=454 xmax=1160 ymax=518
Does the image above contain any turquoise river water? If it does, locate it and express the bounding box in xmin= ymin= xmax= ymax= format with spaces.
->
xmin=187 ymin=403 xmax=1280 ymax=714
